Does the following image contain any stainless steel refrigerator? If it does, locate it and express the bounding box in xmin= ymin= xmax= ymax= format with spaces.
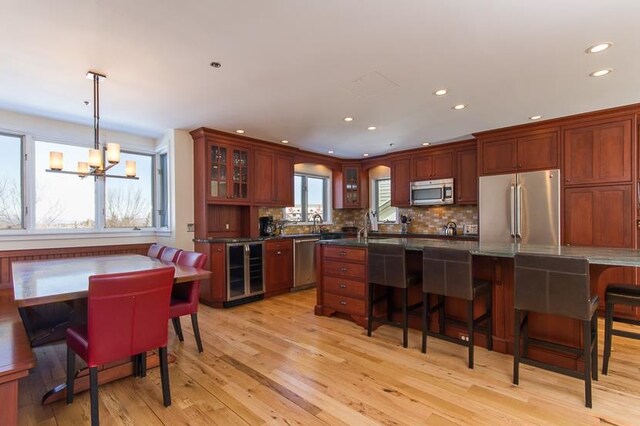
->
xmin=479 ymin=169 xmax=560 ymax=245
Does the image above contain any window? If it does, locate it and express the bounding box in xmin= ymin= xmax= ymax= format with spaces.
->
xmin=284 ymin=173 xmax=329 ymax=222
xmin=374 ymin=178 xmax=396 ymax=223
xmin=35 ymin=141 xmax=95 ymax=229
xmin=157 ymin=153 xmax=168 ymax=228
xmin=105 ymin=152 xmax=154 ymax=228
xmin=0 ymin=133 xmax=23 ymax=230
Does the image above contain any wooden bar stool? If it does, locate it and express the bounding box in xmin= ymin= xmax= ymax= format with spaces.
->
xmin=421 ymin=247 xmax=492 ymax=369
xmin=513 ymin=254 xmax=598 ymax=408
xmin=367 ymin=243 xmax=421 ymax=348
xmin=602 ymin=283 xmax=640 ymax=375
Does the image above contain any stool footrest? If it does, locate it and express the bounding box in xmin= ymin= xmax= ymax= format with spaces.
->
xmin=519 ymin=357 xmax=585 ymax=380
xmin=610 ymin=315 xmax=640 ymax=327
xmin=612 ymin=329 xmax=640 ymax=340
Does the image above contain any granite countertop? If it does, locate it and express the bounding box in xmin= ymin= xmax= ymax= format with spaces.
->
xmin=318 ymin=237 xmax=640 ymax=267
xmin=194 ymin=231 xmax=477 ymax=244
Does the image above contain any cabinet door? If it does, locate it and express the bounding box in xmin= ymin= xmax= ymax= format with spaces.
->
xmin=208 ymin=244 xmax=226 ymax=302
xmin=412 ymin=155 xmax=433 ymax=181
xmin=480 ymin=138 xmax=517 ymax=175
xmin=564 ymin=119 xmax=632 ymax=185
xmin=517 ymin=131 xmax=558 ymax=171
xmin=253 ymin=151 xmax=275 ymax=205
xmin=275 ymin=155 xmax=294 ymax=206
xmin=564 ymin=185 xmax=633 ymax=248
xmin=230 ymin=148 xmax=250 ymax=201
xmin=391 ymin=157 xmax=411 ymax=207
xmin=207 ymin=143 xmax=229 ymax=200
xmin=455 ymin=148 xmax=477 ymax=204
xmin=344 ymin=166 xmax=361 ymax=207
xmin=265 ymin=240 xmax=293 ymax=294
xmin=431 ymin=151 xmax=454 ymax=179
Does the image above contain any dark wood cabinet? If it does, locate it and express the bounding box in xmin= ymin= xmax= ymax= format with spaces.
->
xmin=334 ymin=164 xmax=368 ymax=209
xmin=198 ymin=243 xmax=226 ymax=307
xmin=412 ymin=150 xmax=453 ymax=181
xmin=207 ymin=142 xmax=250 ymax=203
xmin=253 ymin=150 xmax=293 ymax=206
xmin=479 ymin=130 xmax=558 ymax=175
xmin=564 ymin=118 xmax=632 ymax=186
xmin=390 ymin=157 xmax=411 ymax=207
xmin=264 ymin=239 xmax=293 ymax=296
xmin=455 ymin=147 xmax=477 ymax=204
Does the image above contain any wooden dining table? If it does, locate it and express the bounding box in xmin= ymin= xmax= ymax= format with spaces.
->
xmin=11 ymin=253 xmax=211 ymax=404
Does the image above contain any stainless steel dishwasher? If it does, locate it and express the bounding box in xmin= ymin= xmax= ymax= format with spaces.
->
xmin=293 ymin=237 xmax=320 ymax=290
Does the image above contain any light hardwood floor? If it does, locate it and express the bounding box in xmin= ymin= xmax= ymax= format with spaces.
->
xmin=18 ymin=289 xmax=640 ymax=425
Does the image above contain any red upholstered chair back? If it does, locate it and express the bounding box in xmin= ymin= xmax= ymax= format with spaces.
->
xmin=86 ymin=267 xmax=174 ymax=366
xmin=148 ymin=243 xmax=166 ymax=259
xmin=160 ymin=247 xmax=182 ymax=263
xmin=171 ymin=251 xmax=208 ymax=315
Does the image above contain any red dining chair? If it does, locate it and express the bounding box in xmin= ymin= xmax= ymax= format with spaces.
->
xmin=160 ymin=247 xmax=182 ymax=263
xmin=65 ymin=267 xmax=175 ymax=426
xmin=170 ymin=250 xmax=207 ymax=353
xmin=147 ymin=243 xmax=166 ymax=259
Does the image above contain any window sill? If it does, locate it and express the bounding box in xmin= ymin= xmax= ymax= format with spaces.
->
xmin=0 ymin=228 xmax=168 ymax=243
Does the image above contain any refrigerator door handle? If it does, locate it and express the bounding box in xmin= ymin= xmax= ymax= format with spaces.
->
xmin=516 ymin=184 xmax=523 ymax=238
xmin=510 ymin=184 xmax=516 ymax=237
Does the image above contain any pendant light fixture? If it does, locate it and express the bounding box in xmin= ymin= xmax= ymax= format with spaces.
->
xmin=47 ymin=71 xmax=138 ymax=179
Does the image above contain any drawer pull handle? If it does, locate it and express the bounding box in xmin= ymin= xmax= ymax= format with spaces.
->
xmin=339 ymin=251 xmax=347 ymax=256
xmin=276 ymin=251 xmax=282 ymax=255
xmin=339 ymin=284 xmax=347 ymax=288
xmin=340 ymin=300 xmax=347 ymax=305
xmin=340 ymin=267 xmax=347 ymax=272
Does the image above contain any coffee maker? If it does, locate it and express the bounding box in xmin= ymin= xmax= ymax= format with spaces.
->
xmin=259 ymin=216 xmax=276 ymax=237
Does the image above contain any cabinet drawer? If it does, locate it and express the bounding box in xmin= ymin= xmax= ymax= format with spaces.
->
xmin=324 ymin=260 xmax=366 ymax=280
xmin=324 ymin=276 xmax=365 ymax=298
xmin=324 ymin=293 xmax=365 ymax=316
xmin=266 ymin=239 xmax=293 ymax=253
xmin=323 ymin=246 xmax=365 ymax=262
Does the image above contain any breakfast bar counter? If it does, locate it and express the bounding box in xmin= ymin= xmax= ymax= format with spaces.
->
xmin=315 ymin=238 xmax=640 ymax=370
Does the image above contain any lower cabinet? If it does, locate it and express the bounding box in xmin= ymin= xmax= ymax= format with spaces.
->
xmin=264 ymin=239 xmax=293 ymax=296
xmin=315 ymin=245 xmax=368 ymax=325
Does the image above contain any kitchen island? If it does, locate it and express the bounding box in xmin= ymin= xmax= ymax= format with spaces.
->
xmin=315 ymin=238 xmax=640 ymax=369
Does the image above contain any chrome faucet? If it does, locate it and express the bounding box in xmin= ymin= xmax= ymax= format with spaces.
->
xmin=311 ymin=213 xmax=323 ymax=234
xmin=358 ymin=211 xmax=369 ymax=239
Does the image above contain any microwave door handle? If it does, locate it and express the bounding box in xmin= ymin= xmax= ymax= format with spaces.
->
xmin=516 ymin=184 xmax=523 ymax=238
xmin=510 ymin=184 xmax=516 ymax=237
xmin=440 ymin=184 xmax=446 ymax=202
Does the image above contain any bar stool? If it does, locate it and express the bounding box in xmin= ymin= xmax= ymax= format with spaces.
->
xmin=513 ymin=254 xmax=598 ymax=408
xmin=421 ymin=247 xmax=492 ymax=369
xmin=367 ymin=243 xmax=421 ymax=348
xmin=602 ymin=283 xmax=640 ymax=375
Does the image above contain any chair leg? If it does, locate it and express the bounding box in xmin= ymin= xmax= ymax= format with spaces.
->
xmin=583 ymin=319 xmax=592 ymax=408
xmin=402 ymin=288 xmax=408 ymax=349
xmin=438 ymin=295 xmax=445 ymax=335
xmin=421 ymin=293 xmax=428 ymax=353
xmin=522 ymin=312 xmax=530 ymax=358
xmin=159 ymin=346 xmax=171 ymax=407
xmin=89 ymin=367 xmax=99 ymax=426
xmin=172 ymin=317 xmax=184 ymax=342
xmin=467 ymin=299 xmax=474 ymax=369
xmin=367 ymin=283 xmax=374 ymax=337
xmin=66 ymin=347 xmax=75 ymax=404
xmin=513 ymin=309 xmax=521 ymax=385
xmin=140 ymin=352 xmax=147 ymax=377
xmin=486 ymin=286 xmax=493 ymax=351
xmin=386 ymin=287 xmax=393 ymax=322
xmin=602 ymin=301 xmax=614 ymax=375
xmin=591 ymin=312 xmax=598 ymax=382
xmin=191 ymin=313 xmax=204 ymax=353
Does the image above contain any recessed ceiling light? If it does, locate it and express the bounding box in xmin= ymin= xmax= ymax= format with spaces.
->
xmin=235 ymin=129 xmax=245 ymax=134
xmin=327 ymin=150 xmax=334 ymax=154
xmin=343 ymin=117 xmax=353 ymax=122
xmin=529 ymin=115 xmax=542 ymax=120
xmin=363 ymin=153 xmax=369 ymax=157
xmin=586 ymin=42 xmax=612 ymax=54
xmin=433 ymin=89 xmax=448 ymax=96
xmin=422 ymin=142 xmax=430 ymax=146
xmin=590 ymin=68 xmax=612 ymax=77
xmin=367 ymin=126 xmax=377 ymax=130
xmin=453 ymin=104 xmax=466 ymax=110
xmin=281 ymin=140 xmax=289 ymax=144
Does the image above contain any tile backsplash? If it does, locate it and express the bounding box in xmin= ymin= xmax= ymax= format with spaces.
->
xmin=259 ymin=205 xmax=478 ymax=234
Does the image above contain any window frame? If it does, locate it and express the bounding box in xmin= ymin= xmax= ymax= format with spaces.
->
xmin=284 ymin=172 xmax=331 ymax=224
xmin=373 ymin=177 xmax=397 ymax=224
xmin=0 ymin=132 xmax=25 ymax=231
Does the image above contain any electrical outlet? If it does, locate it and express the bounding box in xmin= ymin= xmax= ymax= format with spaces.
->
xmin=187 ymin=223 xmax=195 ymax=232
xmin=225 ymin=223 xmax=230 ymax=230
xmin=458 ymin=333 xmax=469 ymax=342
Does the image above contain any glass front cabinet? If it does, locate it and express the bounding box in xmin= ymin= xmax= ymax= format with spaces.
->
xmin=208 ymin=143 xmax=250 ymax=202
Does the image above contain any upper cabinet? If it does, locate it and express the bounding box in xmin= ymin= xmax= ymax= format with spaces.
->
xmin=563 ymin=118 xmax=632 ymax=186
xmin=455 ymin=145 xmax=477 ymax=205
xmin=412 ymin=150 xmax=453 ymax=181
xmin=334 ymin=164 xmax=368 ymax=209
xmin=207 ymin=142 xmax=250 ymax=203
xmin=253 ymin=150 xmax=294 ymax=206
xmin=479 ymin=130 xmax=559 ymax=175
xmin=390 ymin=157 xmax=412 ymax=207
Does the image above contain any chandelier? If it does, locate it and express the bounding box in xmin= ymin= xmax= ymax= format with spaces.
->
xmin=47 ymin=71 xmax=137 ymax=179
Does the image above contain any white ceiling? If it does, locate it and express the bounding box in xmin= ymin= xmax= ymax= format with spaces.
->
xmin=1 ymin=1 xmax=639 ymax=158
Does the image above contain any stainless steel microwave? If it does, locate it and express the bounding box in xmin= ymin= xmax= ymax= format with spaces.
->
xmin=410 ymin=178 xmax=454 ymax=206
